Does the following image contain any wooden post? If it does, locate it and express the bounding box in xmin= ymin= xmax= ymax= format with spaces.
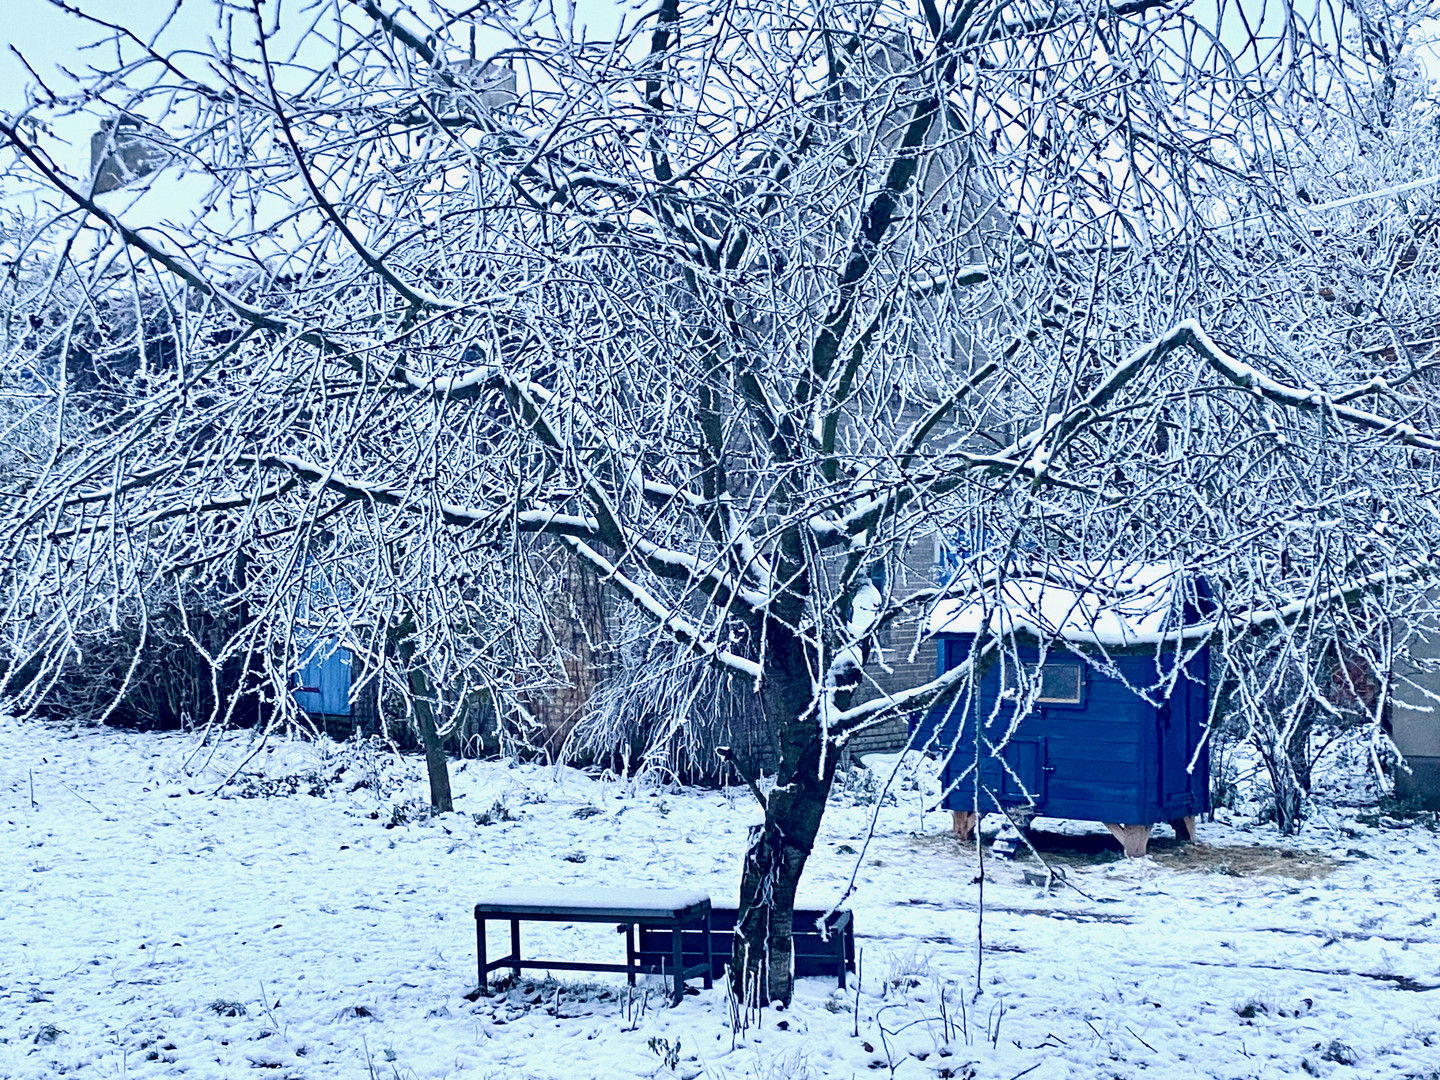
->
xmin=476 ymin=914 xmax=489 ymax=995
xmin=952 ymin=810 xmax=979 ymax=843
xmin=1170 ymin=815 xmax=1198 ymax=843
xmin=671 ymin=919 xmax=684 ymax=1006
xmin=1103 ymin=822 xmax=1151 ymax=858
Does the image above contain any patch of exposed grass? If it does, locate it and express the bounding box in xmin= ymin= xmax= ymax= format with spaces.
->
xmin=1153 ymin=843 xmax=1337 ymax=880
xmin=913 ymin=828 xmax=1339 ymax=879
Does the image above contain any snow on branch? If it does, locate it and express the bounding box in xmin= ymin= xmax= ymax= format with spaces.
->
xmin=1179 ymin=321 xmax=1440 ymax=451
xmin=562 ymin=538 xmax=763 ymax=682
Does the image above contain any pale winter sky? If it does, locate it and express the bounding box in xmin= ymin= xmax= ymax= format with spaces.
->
xmin=0 ymin=0 xmax=631 ymax=185
xmin=7 ymin=0 xmax=1433 ymax=117
xmin=2 ymin=0 xmax=1437 ymax=210
xmin=0 ymin=0 xmax=633 ymax=111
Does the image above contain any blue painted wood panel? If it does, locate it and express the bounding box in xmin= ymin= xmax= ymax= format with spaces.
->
xmin=292 ymin=638 xmax=352 ymax=717
xmin=921 ymin=633 xmax=1210 ymax=825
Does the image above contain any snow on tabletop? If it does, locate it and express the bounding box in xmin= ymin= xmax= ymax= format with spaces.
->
xmin=927 ymin=561 xmax=1190 ymax=646
xmin=3 ymin=720 xmax=1439 ymax=1080
xmin=473 ymin=885 xmax=710 ymax=914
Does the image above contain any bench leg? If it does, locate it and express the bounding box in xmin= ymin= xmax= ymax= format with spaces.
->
xmin=843 ymin=922 xmax=855 ymax=990
xmin=476 ymin=916 xmax=489 ymax=995
xmin=510 ymin=919 xmax=522 ymax=980
xmin=703 ymin=909 xmax=713 ymax=990
xmin=671 ymin=923 xmax=684 ymax=1006
xmin=625 ymin=924 xmax=636 ymax=987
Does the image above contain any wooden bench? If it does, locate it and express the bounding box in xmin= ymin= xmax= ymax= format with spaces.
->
xmin=473 ymin=887 xmax=713 ymax=1006
xmin=636 ymin=905 xmax=855 ymax=988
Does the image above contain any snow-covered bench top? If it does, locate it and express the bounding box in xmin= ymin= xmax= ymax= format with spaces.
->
xmin=473 ymin=886 xmax=711 ymax=921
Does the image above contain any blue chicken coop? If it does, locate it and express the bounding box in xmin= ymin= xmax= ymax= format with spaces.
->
xmin=292 ymin=637 xmax=353 ymax=718
xmin=290 ymin=561 xmax=354 ymax=720
xmin=916 ymin=563 xmax=1211 ymax=856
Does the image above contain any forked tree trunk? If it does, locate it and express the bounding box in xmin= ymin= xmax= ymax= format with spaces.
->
xmin=1258 ymin=730 xmax=1306 ymax=836
xmin=730 ymin=637 xmax=844 ymax=1005
xmin=1286 ymin=716 xmax=1314 ymax=794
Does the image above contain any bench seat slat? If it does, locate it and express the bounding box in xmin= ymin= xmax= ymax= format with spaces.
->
xmin=474 ymin=886 xmax=710 ymax=920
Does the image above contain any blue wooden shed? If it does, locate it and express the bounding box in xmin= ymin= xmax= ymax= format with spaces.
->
xmin=290 ymin=560 xmax=354 ymax=719
xmin=292 ymin=637 xmax=353 ymax=718
xmin=916 ymin=563 xmax=1211 ymax=856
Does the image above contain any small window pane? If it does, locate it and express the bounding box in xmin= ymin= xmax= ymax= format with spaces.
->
xmin=1001 ymin=661 xmax=1084 ymax=704
xmin=1036 ymin=664 xmax=1083 ymax=704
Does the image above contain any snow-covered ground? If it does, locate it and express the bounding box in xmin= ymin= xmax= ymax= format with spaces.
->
xmin=2 ymin=718 xmax=1438 ymax=1080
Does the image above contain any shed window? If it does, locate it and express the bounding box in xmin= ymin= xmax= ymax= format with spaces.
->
xmin=1006 ymin=662 xmax=1084 ymax=705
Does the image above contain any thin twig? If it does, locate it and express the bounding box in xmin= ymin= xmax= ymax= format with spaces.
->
xmin=1126 ymin=1025 xmax=1157 ymax=1052
xmin=57 ymin=780 xmax=103 ymax=813
xmin=994 ymin=802 xmax=1099 ymax=902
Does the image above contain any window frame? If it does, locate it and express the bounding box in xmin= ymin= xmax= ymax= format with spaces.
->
xmin=1002 ymin=660 xmax=1086 ymax=706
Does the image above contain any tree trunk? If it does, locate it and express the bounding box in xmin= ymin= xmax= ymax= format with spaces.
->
xmin=730 ymin=736 xmax=838 ymax=1005
xmin=229 ymin=550 xmax=271 ymax=733
xmin=1272 ymin=768 xmax=1304 ymax=835
xmin=729 ymin=638 xmax=842 ymax=1005
xmin=1260 ymin=735 xmax=1305 ymax=835
xmin=408 ymin=666 xmax=454 ymax=813
xmin=1286 ymin=715 xmax=1314 ymax=793
xmin=391 ymin=614 xmax=454 ymax=814
xmin=1263 ymin=701 xmax=1315 ymax=835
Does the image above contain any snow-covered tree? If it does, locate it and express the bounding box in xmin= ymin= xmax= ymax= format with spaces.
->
xmin=5 ymin=0 xmax=1440 ymax=1002
xmin=1188 ymin=1 xmax=1440 ymax=831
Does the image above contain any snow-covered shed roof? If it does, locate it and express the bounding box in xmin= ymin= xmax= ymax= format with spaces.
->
xmin=925 ymin=562 xmax=1197 ymax=648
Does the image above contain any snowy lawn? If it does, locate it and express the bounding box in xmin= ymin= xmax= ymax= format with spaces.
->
xmin=2 ymin=718 xmax=1438 ymax=1080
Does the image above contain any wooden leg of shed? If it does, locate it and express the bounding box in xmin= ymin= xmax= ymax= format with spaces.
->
xmin=952 ymin=811 xmax=979 ymax=843
xmin=1104 ymin=822 xmax=1152 ymax=858
xmin=1170 ymin=815 xmax=1198 ymax=843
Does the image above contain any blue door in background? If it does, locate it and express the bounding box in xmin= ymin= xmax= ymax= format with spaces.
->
xmin=292 ymin=638 xmax=352 ymax=716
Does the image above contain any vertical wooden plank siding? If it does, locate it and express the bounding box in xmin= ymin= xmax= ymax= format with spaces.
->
xmin=921 ymin=634 xmax=1210 ymax=827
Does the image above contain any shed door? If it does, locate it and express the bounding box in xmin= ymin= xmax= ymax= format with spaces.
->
xmin=1159 ymin=701 xmax=1190 ymax=803
xmin=998 ymin=738 xmax=1047 ymax=805
xmin=293 ymin=639 xmax=352 ymax=717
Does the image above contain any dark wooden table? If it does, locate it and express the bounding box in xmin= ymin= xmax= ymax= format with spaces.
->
xmin=474 ymin=887 xmax=713 ymax=1006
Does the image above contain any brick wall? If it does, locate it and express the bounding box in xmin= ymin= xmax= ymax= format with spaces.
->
xmin=513 ymin=538 xmax=947 ymax=773
xmin=525 ymin=557 xmax=610 ymax=758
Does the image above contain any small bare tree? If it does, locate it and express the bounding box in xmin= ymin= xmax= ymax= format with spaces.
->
xmin=5 ymin=0 xmax=1440 ymax=1004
